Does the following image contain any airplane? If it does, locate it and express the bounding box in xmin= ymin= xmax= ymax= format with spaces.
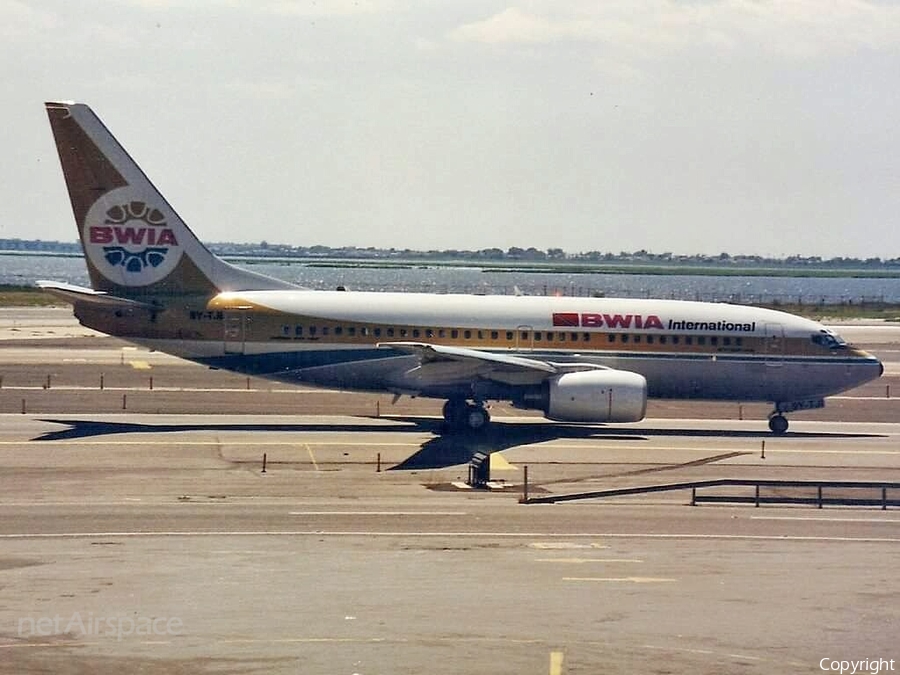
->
xmin=39 ymin=101 xmax=884 ymax=435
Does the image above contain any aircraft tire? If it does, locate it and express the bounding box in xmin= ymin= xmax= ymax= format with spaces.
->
xmin=768 ymin=414 xmax=789 ymax=434
xmin=442 ymin=399 xmax=468 ymax=429
xmin=464 ymin=405 xmax=490 ymax=432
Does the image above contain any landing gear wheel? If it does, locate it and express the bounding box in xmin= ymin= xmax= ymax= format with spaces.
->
xmin=442 ymin=399 xmax=490 ymax=432
xmin=442 ymin=399 xmax=468 ymax=428
xmin=768 ymin=414 xmax=789 ymax=434
xmin=463 ymin=404 xmax=490 ymax=431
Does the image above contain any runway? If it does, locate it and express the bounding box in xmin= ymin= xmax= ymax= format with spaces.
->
xmin=0 ymin=309 xmax=899 ymax=673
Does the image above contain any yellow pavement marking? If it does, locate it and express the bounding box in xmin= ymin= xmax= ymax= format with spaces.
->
xmin=306 ymin=444 xmax=320 ymax=471
xmin=563 ymin=576 xmax=676 ymax=583
xmin=129 ymin=360 xmax=151 ymax=369
xmin=489 ymin=453 xmax=516 ymax=471
xmin=549 ymin=650 xmax=565 ymax=675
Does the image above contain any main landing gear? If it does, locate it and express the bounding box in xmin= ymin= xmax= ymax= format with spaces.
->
xmin=442 ymin=398 xmax=491 ymax=433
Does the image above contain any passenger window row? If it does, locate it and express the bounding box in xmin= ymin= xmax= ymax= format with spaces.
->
xmin=278 ymin=324 xmax=743 ymax=347
xmin=606 ymin=334 xmax=742 ymax=347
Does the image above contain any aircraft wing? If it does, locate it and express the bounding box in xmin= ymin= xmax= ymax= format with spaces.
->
xmin=378 ymin=341 xmax=604 ymax=387
xmin=37 ymin=281 xmax=161 ymax=311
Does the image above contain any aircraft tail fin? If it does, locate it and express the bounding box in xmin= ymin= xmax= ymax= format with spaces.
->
xmin=44 ymin=101 xmax=297 ymax=299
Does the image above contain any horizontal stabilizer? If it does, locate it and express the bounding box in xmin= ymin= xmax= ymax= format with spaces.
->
xmin=36 ymin=280 xmax=161 ymax=311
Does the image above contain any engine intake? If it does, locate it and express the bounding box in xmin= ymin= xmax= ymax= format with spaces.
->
xmin=544 ymin=369 xmax=647 ymax=423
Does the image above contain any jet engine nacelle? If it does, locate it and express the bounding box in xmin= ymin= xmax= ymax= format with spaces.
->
xmin=544 ymin=369 xmax=647 ymax=423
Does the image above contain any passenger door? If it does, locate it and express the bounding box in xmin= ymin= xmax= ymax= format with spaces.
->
xmin=764 ymin=323 xmax=784 ymax=367
xmin=515 ymin=325 xmax=534 ymax=352
xmin=224 ymin=310 xmax=250 ymax=355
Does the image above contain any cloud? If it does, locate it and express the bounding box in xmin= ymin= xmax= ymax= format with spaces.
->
xmin=450 ymin=1 xmax=900 ymax=59
xmin=450 ymin=7 xmax=599 ymax=44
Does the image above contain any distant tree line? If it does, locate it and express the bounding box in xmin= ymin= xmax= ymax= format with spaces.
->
xmin=209 ymin=242 xmax=900 ymax=268
xmin=3 ymin=238 xmax=899 ymax=268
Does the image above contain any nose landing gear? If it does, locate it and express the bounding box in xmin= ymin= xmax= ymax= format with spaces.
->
xmin=767 ymin=413 xmax=789 ymax=434
xmin=767 ymin=399 xmax=825 ymax=434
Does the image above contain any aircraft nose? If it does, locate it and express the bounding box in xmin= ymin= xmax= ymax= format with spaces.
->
xmin=854 ymin=348 xmax=884 ymax=381
xmin=866 ymin=352 xmax=884 ymax=378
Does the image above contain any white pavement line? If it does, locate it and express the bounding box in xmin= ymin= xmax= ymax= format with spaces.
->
xmin=535 ymin=558 xmax=644 ymax=563
xmin=831 ymin=395 xmax=898 ymax=400
xmin=760 ymin=449 xmax=900 ymax=455
xmin=0 ymin=531 xmax=898 ymax=542
xmin=529 ymin=542 xmax=608 ymax=549
xmin=288 ymin=511 xmax=468 ymax=516
xmin=750 ymin=516 xmax=900 ymax=523
xmin=563 ymin=576 xmax=676 ymax=583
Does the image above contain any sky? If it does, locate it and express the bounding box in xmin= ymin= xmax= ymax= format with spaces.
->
xmin=2 ymin=0 xmax=899 ymax=258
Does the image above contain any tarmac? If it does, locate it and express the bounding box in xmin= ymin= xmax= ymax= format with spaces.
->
xmin=0 ymin=308 xmax=899 ymax=674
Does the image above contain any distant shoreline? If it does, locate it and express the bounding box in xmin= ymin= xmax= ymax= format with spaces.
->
xmin=5 ymin=250 xmax=900 ymax=279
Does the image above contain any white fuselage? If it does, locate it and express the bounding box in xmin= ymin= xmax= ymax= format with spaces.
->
xmin=104 ymin=290 xmax=883 ymax=406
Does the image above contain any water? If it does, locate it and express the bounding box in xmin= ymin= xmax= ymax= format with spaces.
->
xmin=3 ymin=253 xmax=898 ymax=304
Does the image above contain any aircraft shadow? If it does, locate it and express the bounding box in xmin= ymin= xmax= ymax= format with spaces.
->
xmin=381 ymin=417 xmax=886 ymax=470
xmin=33 ymin=417 xmax=884 ymax=470
xmin=32 ymin=418 xmax=420 ymax=442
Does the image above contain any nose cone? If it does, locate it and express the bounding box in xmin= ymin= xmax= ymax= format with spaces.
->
xmin=853 ymin=348 xmax=884 ymax=381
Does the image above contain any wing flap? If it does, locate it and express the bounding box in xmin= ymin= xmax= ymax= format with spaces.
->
xmin=380 ymin=341 xmax=558 ymax=373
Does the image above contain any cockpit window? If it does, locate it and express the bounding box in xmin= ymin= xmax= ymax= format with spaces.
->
xmin=811 ymin=329 xmax=848 ymax=350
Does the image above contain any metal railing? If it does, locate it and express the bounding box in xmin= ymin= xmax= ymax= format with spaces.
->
xmin=521 ymin=479 xmax=900 ymax=509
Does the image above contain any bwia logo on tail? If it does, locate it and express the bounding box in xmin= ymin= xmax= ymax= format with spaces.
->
xmin=84 ymin=187 xmax=183 ymax=286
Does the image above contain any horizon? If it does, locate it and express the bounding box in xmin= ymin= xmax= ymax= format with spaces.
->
xmin=1 ymin=236 xmax=897 ymax=265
